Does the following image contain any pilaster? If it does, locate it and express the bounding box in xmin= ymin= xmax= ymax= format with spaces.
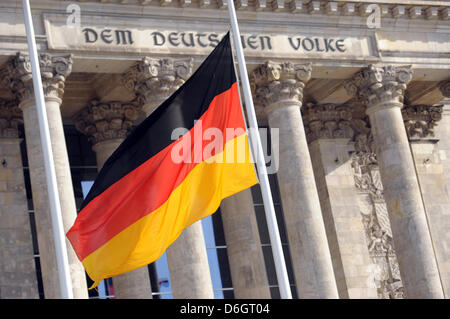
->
xmin=303 ymin=102 xmax=378 ymax=299
xmin=402 ymin=103 xmax=450 ymax=298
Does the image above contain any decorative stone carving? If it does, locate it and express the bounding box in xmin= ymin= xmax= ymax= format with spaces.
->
xmin=325 ymin=1 xmax=338 ymax=14
xmin=70 ymin=1 xmax=450 ymax=21
xmin=344 ymin=64 xmax=413 ymax=109
xmin=235 ymin=0 xmax=248 ymax=10
xmin=350 ymin=118 xmax=405 ymax=299
xmin=250 ymin=61 xmax=312 ymax=109
xmin=1 ymin=52 xmax=73 ymax=103
xmin=0 ymin=99 xmax=23 ymax=138
xmin=289 ymin=0 xmax=302 ymax=13
xmin=402 ymin=104 xmax=444 ymax=139
xmin=254 ymin=0 xmax=266 ymax=11
xmin=74 ymin=100 xmax=140 ymax=144
xmin=122 ymin=57 xmax=193 ymax=107
xmin=302 ymin=103 xmax=354 ymax=143
xmin=358 ymin=193 xmax=405 ymax=299
xmin=439 ymin=80 xmax=450 ymax=98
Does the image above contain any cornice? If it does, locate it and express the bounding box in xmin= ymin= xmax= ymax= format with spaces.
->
xmin=2 ymin=0 xmax=450 ymax=22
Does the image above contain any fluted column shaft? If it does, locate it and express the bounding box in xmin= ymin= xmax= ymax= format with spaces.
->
xmin=75 ymin=99 xmax=153 ymax=299
xmin=220 ymin=189 xmax=270 ymax=298
xmin=124 ymin=57 xmax=213 ymax=298
xmin=251 ymin=62 xmax=338 ymax=299
xmin=345 ymin=65 xmax=444 ymax=298
xmin=3 ymin=53 xmax=88 ymax=298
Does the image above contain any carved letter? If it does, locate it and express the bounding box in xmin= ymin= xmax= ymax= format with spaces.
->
xmin=100 ymin=29 xmax=113 ymax=44
xmin=168 ymin=32 xmax=180 ymax=46
xmin=288 ymin=37 xmax=301 ymax=50
xmin=196 ymin=33 xmax=207 ymax=47
xmin=181 ymin=33 xmax=195 ymax=47
xmin=247 ymin=35 xmax=258 ymax=49
xmin=259 ymin=36 xmax=272 ymax=50
xmin=83 ymin=28 xmax=98 ymax=43
xmin=240 ymin=35 xmax=246 ymax=49
xmin=152 ymin=31 xmax=166 ymax=46
xmin=302 ymin=38 xmax=314 ymax=51
xmin=336 ymin=39 xmax=346 ymax=52
xmin=208 ymin=33 xmax=219 ymax=47
xmin=314 ymin=38 xmax=325 ymax=52
xmin=324 ymin=38 xmax=335 ymax=52
xmin=115 ymin=30 xmax=134 ymax=45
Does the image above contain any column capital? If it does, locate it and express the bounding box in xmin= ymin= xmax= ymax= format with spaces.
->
xmin=302 ymin=102 xmax=354 ymax=143
xmin=122 ymin=57 xmax=193 ymax=113
xmin=250 ymin=61 xmax=312 ymax=113
xmin=74 ymin=99 xmax=140 ymax=145
xmin=344 ymin=64 xmax=413 ymax=112
xmin=439 ymin=80 xmax=450 ymax=98
xmin=1 ymin=52 xmax=73 ymax=104
xmin=0 ymin=99 xmax=23 ymax=138
xmin=402 ymin=104 xmax=443 ymax=139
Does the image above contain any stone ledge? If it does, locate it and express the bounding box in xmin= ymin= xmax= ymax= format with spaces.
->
xmin=71 ymin=0 xmax=450 ymax=21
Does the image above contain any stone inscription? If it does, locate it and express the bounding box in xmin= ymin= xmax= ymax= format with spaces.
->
xmin=287 ymin=37 xmax=346 ymax=52
xmin=80 ymin=28 xmax=348 ymax=53
xmin=44 ymin=13 xmax=376 ymax=58
xmin=83 ymin=28 xmax=134 ymax=45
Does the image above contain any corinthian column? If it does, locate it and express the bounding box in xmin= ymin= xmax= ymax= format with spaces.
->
xmin=122 ymin=57 xmax=192 ymax=115
xmin=124 ymin=57 xmax=214 ymax=298
xmin=344 ymin=65 xmax=444 ymax=298
xmin=402 ymin=103 xmax=450 ymax=298
xmin=302 ymin=103 xmax=378 ymax=299
xmin=250 ymin=62 xmax=338 ymax=299
xmin=2 ymin=53 xmax=88 ymax=298
xmin=74 ymin=99 xmax=153 ymax=298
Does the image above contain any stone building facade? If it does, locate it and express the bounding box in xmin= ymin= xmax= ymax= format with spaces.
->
xmin=0 ymin=0 xmax=449 ymax=299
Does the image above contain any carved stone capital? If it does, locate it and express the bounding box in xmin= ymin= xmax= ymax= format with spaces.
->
xmin=344 ymin=65 xmax=413 ymax=111
xmin=1 ymin=52 xmax=73 ymax=103
xmin=439 ymin=80 xmax=450 ymax=98
xmin=250 ymin=61 xmax=312 ymax=112
xmin=402 ymin=104 xmax=443 ymax=139
xmin=302 ymin=103 xmax=354 ymax=143
xmin=74 ymin=100 xmax=140 ymax=145
xmin=0 ymin=99 xmax=23 ymax=138
xmin=122 ymin=57 xmax=193 ymax=111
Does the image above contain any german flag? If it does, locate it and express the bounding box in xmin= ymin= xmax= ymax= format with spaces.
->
xmin=66 ymin=32 xmax=257 ymax=287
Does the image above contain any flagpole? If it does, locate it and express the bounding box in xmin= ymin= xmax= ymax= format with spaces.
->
xmin=226 ymin=0 xmax=293 ymax=299
xmin=22 ymin=0 xmax=74 ymax=299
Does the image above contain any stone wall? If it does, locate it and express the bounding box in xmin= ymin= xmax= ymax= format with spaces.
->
xmin=420 ymin=101 xmax=450 ymax=298
xmin=0 ymin=138 xmax=38 ymax=298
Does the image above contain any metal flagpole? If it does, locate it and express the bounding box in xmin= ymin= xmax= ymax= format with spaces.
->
xmin=22 ymin=0 xmax=74 ymax=299
xmin=226 ymin=0 xmax=293 ymax=299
